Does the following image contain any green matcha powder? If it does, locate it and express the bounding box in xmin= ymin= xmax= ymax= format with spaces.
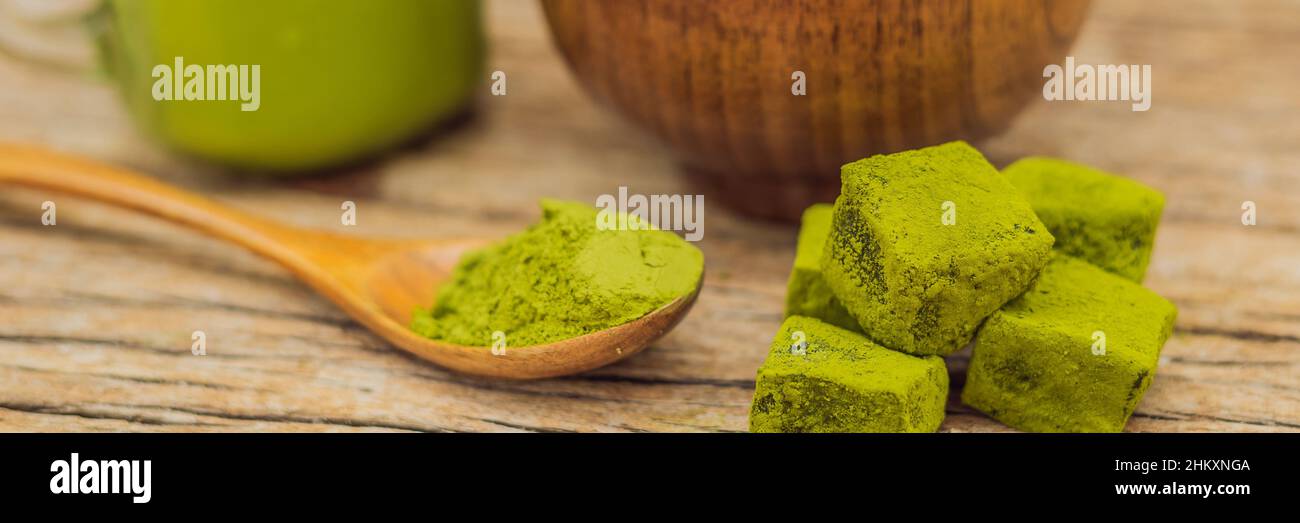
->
xmin=411 ymin=199 xmax=704 ymax=347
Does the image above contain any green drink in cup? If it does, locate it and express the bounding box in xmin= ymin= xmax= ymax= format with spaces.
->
xmin=97 ymin=0 xmax=484 ymax=171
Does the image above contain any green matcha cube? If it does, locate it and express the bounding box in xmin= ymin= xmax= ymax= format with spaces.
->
xmin=750 ymin=316 xmax=948 ymax=433
xmin=784 ymin=204 xmax=861 ymax=332
xmin=962 ymin=255 xmax=1177 ymax=433
xmin=1003 ymin=157 xmax=1165 ymax=282
xmin=822 ymin=141 xmax=1055 ymax=356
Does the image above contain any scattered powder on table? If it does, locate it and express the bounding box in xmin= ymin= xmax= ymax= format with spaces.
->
xmin=410 ymin=199 xmax=704 ymax=347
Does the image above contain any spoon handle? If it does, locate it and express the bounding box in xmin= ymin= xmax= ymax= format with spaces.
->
xmin=0 ymin=143 xmax=322 ymax=271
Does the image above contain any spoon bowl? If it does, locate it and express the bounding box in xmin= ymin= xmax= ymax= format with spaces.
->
xmin=0 ymin=144 xmax=701 ymax=379
xmin=355 ymin=240 xmax=701 ymax=378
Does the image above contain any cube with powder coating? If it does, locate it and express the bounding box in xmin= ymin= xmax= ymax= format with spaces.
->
xmin=783 ymin=204 xmax=861 ymax=332
xmin=962 ymin=255 xmax=1177 ymax=433
xmin=1002 ymin=157 xmax=1165 ymax=282
xmin=821 ymin=141 xmax=1055 ymax=356
xmin=749 ymin=315 xmax=948 ymax=433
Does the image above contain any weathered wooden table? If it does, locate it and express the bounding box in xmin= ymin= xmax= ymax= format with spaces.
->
xmin=1 ymin=0 xmax=1296 ymax=432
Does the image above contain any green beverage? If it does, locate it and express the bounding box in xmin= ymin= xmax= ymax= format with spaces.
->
xmin=98 ymin=0 xmax=484 ymax=171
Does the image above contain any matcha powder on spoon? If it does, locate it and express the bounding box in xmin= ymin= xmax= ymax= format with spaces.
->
xmin=411 ymin=199 xmax=704 ymax=347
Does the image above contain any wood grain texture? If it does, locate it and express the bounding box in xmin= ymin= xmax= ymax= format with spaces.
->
xmin=0 ymin=0 xmax=1297 ymax=432
xmin=542 ymin=0 xmax=1091 ymax=219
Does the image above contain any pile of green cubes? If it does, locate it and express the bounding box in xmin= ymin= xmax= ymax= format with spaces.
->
xmin=750 ymin=142 xmax=1177 ymax=433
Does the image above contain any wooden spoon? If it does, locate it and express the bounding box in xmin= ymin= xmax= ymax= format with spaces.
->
xmin=0 ymin=144 xmax=701 ymax=379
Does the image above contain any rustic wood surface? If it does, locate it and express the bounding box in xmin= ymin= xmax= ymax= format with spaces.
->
xmin=0 ymin=0 xmax=1297 ymax=432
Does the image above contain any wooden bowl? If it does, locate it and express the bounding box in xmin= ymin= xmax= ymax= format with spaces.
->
xmin=541 ymin=0 xmax=1091 ymax=220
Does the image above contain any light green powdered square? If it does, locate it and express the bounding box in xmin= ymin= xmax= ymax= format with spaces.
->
xmin=821 ymin=141 xmax=1055 ymax=356
xmin=750 ymin=316 xmax=948 ymax=433
xmin=784 ymin=204 xmax=861 ymax=332
xmin=1003 ymin=157 xmax=1165 ymax=282
xmin=962 ymin=255 xmax=1177 ymax=433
